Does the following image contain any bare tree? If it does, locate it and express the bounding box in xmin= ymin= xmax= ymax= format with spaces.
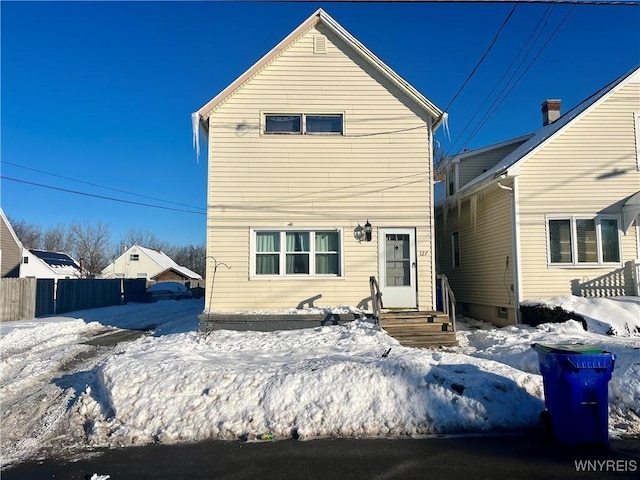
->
xmin=43 ymin=224 xmax=73 ymax=253
xmin=120 ymin=228 xmax=171 ymax=252
xmin=69 ymin=221 xmax=112 ymax=277
xmin=170 ymin=243 xmax=206 ymax=277
xmin=9 ymin=217 xmax=43 ymax=249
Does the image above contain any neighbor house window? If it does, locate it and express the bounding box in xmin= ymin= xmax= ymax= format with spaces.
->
xmin=548 ymin=216 xmax=621 ymax=266
xmin=129 ymin=254 xmax=139 ymax=261
xmin=22 ymin=256 xmax=29 ymax=264
xmin=451 ymin=232 xmax=460 ymax=268
xmin=254 ymin=230 xmax=342 ymax=277
xmin=447 ymin=164 xmax=457 ymax=196
xmin=264 ymin=114 xmax=343 ymax=135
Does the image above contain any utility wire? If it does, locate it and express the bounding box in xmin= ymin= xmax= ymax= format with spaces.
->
xmin=2 ymin=176 xmax=206 ymax=215
xmin=458 ymin=3 xmax=577 ymax=151
xmin=441 ymin=2 xmax=519 ymax=114
xmin=2 ymin=160 xmax=206 ymax=212
xmin=443 ymin=5 xmax=554 ymax=158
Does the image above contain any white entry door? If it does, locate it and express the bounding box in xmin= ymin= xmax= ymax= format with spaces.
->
xmin=379 ymin=228 xmax=417 ymax=308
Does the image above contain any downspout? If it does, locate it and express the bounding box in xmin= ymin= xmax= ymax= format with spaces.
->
xmin=497 ymin=177 xmax=522 ymax=324
xmin=429 ymin=115 xmax=437 ymax=311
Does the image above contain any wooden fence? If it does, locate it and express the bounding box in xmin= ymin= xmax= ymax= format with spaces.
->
xmin=1 ymin=278 xmax=206 ymax=322
xmin=0 ymin=278 xmax=37 ymax=322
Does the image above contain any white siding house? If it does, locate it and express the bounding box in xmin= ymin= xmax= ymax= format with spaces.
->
xmin=101 ymin=245 xmax=201 ymax=282
xmin=1 ymin=208 xmax=22 ymax=278
xmin=192 ymin=9 xmax=445 ymax=314
xmin=20 ymin=249 xmax=82 ymax=281
xmin=436 ymin=66 xmax=640 ymax=326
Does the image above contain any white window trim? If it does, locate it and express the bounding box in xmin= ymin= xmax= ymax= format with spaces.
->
xmin=250 ymin=228 xmax=344 ymax=279
xmin=261 ymin=112 xmax=345 ymax=136
xmin=546 ymin=215 xmax=623 ymax=267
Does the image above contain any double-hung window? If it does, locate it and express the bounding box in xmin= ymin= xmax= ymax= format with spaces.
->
xmin=547 ymin=216 xmax=621 ymax=266
xmin=264 ymin=114 xmax=343 ymax=135
xmin=254 ymin=230 xmax=342 ymax=277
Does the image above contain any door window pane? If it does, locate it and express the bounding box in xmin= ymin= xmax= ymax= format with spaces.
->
xmin=386 ymin=234 xmax=410 ymax=286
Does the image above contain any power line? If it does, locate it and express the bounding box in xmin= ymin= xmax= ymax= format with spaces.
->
xmin=2 ymin=176 xmax=206 ymax=215
xmin=457 ymin=3 xmax=577 ymax=151
xmin=2 ymin=161 xmax=206 ymax=212
xmin=443 ymin=5 xmax=554 ymax=157
xmin=442 ymin=2 xmax=519 ymax=114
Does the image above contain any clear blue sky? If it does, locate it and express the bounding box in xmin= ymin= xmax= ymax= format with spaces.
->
xmin=2 ymin=1 xmax=639 ymax=246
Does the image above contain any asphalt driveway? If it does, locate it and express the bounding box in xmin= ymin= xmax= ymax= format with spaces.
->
xmin=4 ymin=434 xmax=639 ymax=480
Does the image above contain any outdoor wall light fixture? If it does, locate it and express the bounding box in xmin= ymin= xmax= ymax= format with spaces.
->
xmin=354 ymin=221 xmax=373 ymax=243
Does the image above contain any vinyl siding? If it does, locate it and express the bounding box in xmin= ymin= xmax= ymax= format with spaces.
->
xmin=518 ymin=80 xmax=640 ymax=299
xmin=436 ymin=185 xmax=515 ymax=325
xmin=457 ymin=141 xmax=528 ymax=188
xmin=205 ymin=25 xmax=434 ymax=312
xmin=103 ymin=248 xmax=160 ymax=279
xmin=1 ymin=217 xmax=22 ymax=277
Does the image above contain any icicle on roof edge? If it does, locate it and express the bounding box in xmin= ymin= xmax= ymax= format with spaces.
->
xmin=192 ymin=112 xmax=201 ymax=162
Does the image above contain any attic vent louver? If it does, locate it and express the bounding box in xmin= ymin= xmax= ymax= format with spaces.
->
xmin=314 ymin=35 xmax=327 ymax=54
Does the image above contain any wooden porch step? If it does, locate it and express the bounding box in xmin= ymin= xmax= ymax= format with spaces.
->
xmin=378 ymin=310 xmax=458 ymax=348
xmin=382 ymin=322 xmax=452 ymax=332
xmin=380 ymin=310 xmax=449 ymax=321
xmin=393 ymin=333 xmax=459 ymax=348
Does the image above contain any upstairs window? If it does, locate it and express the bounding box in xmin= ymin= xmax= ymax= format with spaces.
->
xmin=265 ymin=115 xmax=301 ymax=134
xmin=264 ymin=114 xmax=343 ymax=135
xmin=129 ymin=254 xmax=139 ymax=261
xmin=548 ymin=216 xmax=621 ymax=266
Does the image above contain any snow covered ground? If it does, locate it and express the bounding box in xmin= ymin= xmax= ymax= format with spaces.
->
xmin=1 ymin=295 xmax=639 ymax=468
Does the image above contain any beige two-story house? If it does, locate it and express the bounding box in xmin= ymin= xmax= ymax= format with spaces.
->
xmin=436 ymin=66 xmax=640 ymax=326
xmin=192 ymin=9 xmax=445 ymax=314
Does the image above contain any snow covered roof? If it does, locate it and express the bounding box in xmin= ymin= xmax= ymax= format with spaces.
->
xmin=445 ymin=65 xmax=640 ymax=201
xmin=135 ymin=245 xmax=202 ymax=280
xmin=192 ymin=8 xmax=445 ymax=158
xmin=29 ymin=249 xmax=81 ymax=276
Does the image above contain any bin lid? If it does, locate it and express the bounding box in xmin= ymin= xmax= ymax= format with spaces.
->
xmin=532 ymin=343 xmax=605 ymax=355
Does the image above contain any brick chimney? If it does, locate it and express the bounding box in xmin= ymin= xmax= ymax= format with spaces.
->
xmin=541 ymin=99 xmax=561 ymax=126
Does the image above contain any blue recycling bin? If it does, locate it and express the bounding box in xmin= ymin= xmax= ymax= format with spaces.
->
xmin=533 ymin=343 xmax=616 ymax=445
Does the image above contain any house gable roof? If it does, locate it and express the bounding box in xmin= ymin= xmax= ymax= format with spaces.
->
xmin=135 ymin=245 xmax=202 ymax=280
xmin=0 ymin=208 xmax=23 ymax=249
xmin=444 ymin=65 xmax=640 ymax=201
xmin=29 ymin=249 xmax=81 ymax=277
xmin=192 ymin=8 xmax=444 ymax=154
